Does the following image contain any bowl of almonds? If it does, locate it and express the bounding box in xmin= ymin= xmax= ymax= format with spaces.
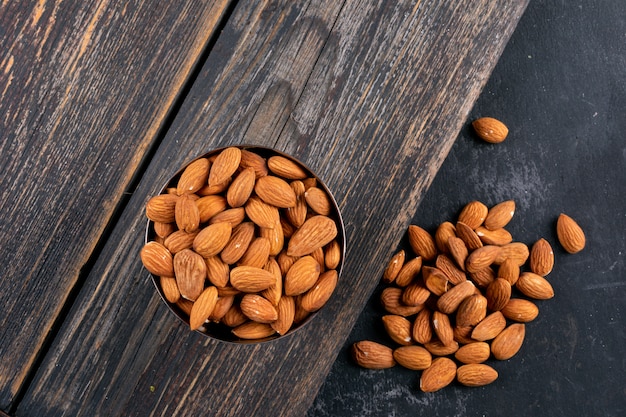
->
xmin=140 ymin=145 xmax=345 ymax=343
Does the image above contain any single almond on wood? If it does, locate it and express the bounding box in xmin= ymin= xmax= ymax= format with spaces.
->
xmin=189 ymin=286 xmax=218 ymax=330
xmin=472 ymin=117 xmax=509 ymax=143
xmin=456 ymin=363 xmax=498 ymax=387
xmin=177 ymin=157 xmax=210 ymax=195
xmin=141 ymin=241 xmax=175 ymax=277
xmin=556 ymin=213 xmax=586 ymax=253
xmin=420 ymin=357 xmax=457 ymax=392
xmin=393 ymin=346 xmax=432 ymax=370
xmin=287 ymin=215 xmax=338 ymax=257
xmin=209 ymin=147 xmax=241 ymax=187
xmin=352 ymin=341 xmax=396 ymax=369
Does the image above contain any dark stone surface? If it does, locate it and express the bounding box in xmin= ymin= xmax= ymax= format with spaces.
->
xmin=309 ymin=1 xmax=625 ymax=416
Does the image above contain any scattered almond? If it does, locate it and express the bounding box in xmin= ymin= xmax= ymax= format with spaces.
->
xmin=472 ymin=117 xmax=509 ymax=143
xmin=556 ymin=213 xmax=586 ymax=254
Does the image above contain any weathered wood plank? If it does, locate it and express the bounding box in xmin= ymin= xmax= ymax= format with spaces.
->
xmin=0 ymin=0 xmax=232 ymax=411
xmin=17 ymin=0 xmax=527 ymax=416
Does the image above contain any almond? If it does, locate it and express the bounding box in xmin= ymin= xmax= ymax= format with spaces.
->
xmin=382 ymin=315 xmax=414 ymax=346
xmin=140 ymin=241 xmax=175 ymax=277
xmin=173 ymin=249 xmax=207 ymax=301
xmin=261 ymin=257 xmax=283 ymax=306
xmin=491 ymin=323 xmax=525 ymax=360
xmin=287 ymin=215 xmax=338 ymax=257
xmin=453 ymin=325 xmax=475 ymax=345
xmin=394 ymin=256 xmax=422 ymax=287
xmin=245 ymin=196 xmax=281 ymax=229
xmin=254 ymin=175 xmax=297 ymax=208
xmin=284 ymin=255 xmax=320 ymax=296
xmin=164 ymin=230 xmax=199 ymax=254
xmin=455 ymin=294 xmax=487 ymax=327
xmin=422 ymin=265 xmax=448 ymax=296
xmin=208 ymin=207 xmax=245 ymax=227
xmin=146 ymin=193 xmax=179 ymax=223
xmin=501 ymin=298 xmax=539 ymax=322
xmin=175 ymin=194 xmax=200 ymax=233
xmin=484 ymin=200 xmax=515 ymax=230
xmin=229 ymin=265 xmax=276 ymax=293
xmin=458 ymin=200 xmax=488 ymax=229
xmin=324 ymin=239 xmax=342 ymax=270
xmin=208 ymin=147 xmax=241 ymax=187
xmin=447 ymin=236 xmax=469 ymax=271
xmin=529 ymin=238 xmax=555 ymax=276
xmin=456 ymin=363 xmax=498 ymax=387
xmin=468 ymin=266 xmax=496 ymax=288
xmin=226 ymin=167 xmax=256 ymax=208
xmin=154 ymin=221 xmax=175 ymax=239
xmin=238 ymin=237 xmax=271 ymax=269
xmin=408 ymin=225 xmax=437 ymax=261
xmin=424 ymin=340 xmax=459 ymax=356
xmin=497 ymin=258 xmax=520 ymax=285
xmin=239 ymin=294 xmax=278 ymax=323
xmin=380 ymin=287 xmax=424 ymax=317
xmin=455 ymin=221 xmax=483 ymax=251
xmin=221 ymin=304 xmax=247 ymax=327
xmin=260 ymin=222 xmax=285 ymax=256
xmin=352 ymin=341 xmax=396 ymax=369
xmin=516 ymin=271 xmax=555 ymax=300
xmin=435 ymin=221 xmax=456 ymax=253
xmin=277 ymin=251 xmax=299 ymax=276
xmin=197 ymin=178 xmax=231 ymax=196
xmin=189 ymin=286 xmax=218 ymax=330
xmin=267 ymin=155 xmax=308 ymax=179
xmin=310 ymin=247 xmax=326 ymax=273
xmin=393 ymin=346 xmax=432 ymax=370
xmin=196 ymin=195 xmax=227 ymax=223
xmin=556 ymin=213 xmax=585 ymax=253
xmin=285 ymin=180 xmax=307 ymax=228
xmin=220 ymin=222 xmax=255 ymax=265
xmin=239 ymin=149 xmax=268 ymax=178
xmin=435 ymin=254 xmax=467 ymax=285
xmin=205 ymin=255 xmax=230 ymax=288
xmin=209 ymin=295 xmax=235 ymax=322
xmin=454 ymin=342 xmax=491 ymax=364
xmin=300 ymin=269 xmax=338 ymax=312
xmin=472 ymin=117 xmax=509 ymax=144
xmin=494 ymin=242 xmax=529 ymax=266
xmin=465 ymin=245 xmax=501 ymax=273
xmin=231 ymin=321 xmax=276 ymax=340
xmin=160 ymin=276 xmax=181 ymax=303
xmin=432 ymin=311 xmax=454 ymax=346
xmin=271 ymin=296 xmax=295 ymax=335
xmin=192 ymin=222 xmax=232 ymax=258
xmin=177 ymin=158 xmax=210 ymax=195
xmin=436 ymin=280 xmax=475 ymax=314
xmin=412 ymin=308 xmax=433 ymax=344
xmin=471 ymin=311 xmax=507 ymax=341
xmin=401 ymin=283 xmax=431 ymax=306
xmin=304 ymin=186 xmax=332 ymax=215
xmin=419 ymin=357 xmax=457 ymax=392
xmin=475 ymin=226 xmax=513 ymax=245
xmin=485 ymin=278 xmax=512 ymax=311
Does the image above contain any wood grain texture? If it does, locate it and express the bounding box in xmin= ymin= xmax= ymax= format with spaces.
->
xmin=0 ymin=0 xmax=232 ymax=411
xmin=16 ymin=0 xmax=527 ymax=416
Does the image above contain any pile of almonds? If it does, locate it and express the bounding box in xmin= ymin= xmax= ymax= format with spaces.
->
xmin=140 ymin=146 xmax=343 ymax=341
xmin=352 ymin=200 xmax=585 ymax=392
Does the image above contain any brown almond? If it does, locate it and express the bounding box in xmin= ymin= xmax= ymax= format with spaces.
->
xmin=175 ymin=194 xmax=200 ymax=233
xmin=485 ymin=278 xmax=512 ymax=311
xmin=422 ymin=266 xmax=449 ymax=296
xmin=231 ymin=321 xmax=276 ymax=340
xmin=164 ymin=230 xmax=198 ymax=254
xmin=189 ymin=286 xmax=218 ymax=330
xmin=192 ymin=222 xmax=232 ymax=258
xmin=435 ymin=221 xmax=457 ymax=253
xmin=209 ymin=147 xmax=241 ymax=187
xmin=238 ymin=237 xmax=271 ymax=269
xmin=469 ymin=266 xmax=496 ymax=288
xmin=456 ymin=363 xmax=498 ymax=387
xmin=352 ymin=340 xmax=396 ymax=369
xmin=424 ymin=340 xmax=459 ymax=356
xmin=380 ymin=287 xmax=424 ymax=317
xmin=484 ymin=200 xmax=515 ymax=230
xmin=393 ymin=346 xmax=432 ymax=370
xmin=160 ymin=276 xmax=181 ymax=303
xmin=394 ymin=256 xmax=422 ymax=287
xmin=382 ymin=315 xmax=414 ymax=346
xmin=454 ymin=342 xmax=491 ymax=364
xmin=285 ymin=180 xmax=308 ymax=228
xmin=516 ymin=271 xmax=555 ymax=300
xmin=239 ymin=149 xmax=268 ymax=178
xmin=300 ymin=269 xmax=338 ymax=312
xmin=436 ymin=254 xmax=467 ymax=285
xmin=208 ymin=207 xmax=246 ymax=227
xmin=205 ymin=255 xmax=230 ymax=288
xmin=458 ymin=200 xmax=488 ymax=229
xmin=209 ymin=295 xmax=235 ymax=322
xmin=324 ymin=239 xmax=342 ymax=270
xmin=497 ymin=258 xmax=520 ymax=285
xmin=220 ymin=222 xmax=255 ymax=265
xmin=284 ymin=255 xmax=321 ymax=296
xmin=494 ymin=242 xmax=529 ymax=266
xmin=529 ymin=238 xmax=555 ymax=276
xmin=456 ymin=294 xmax=488 ymax=327
xmin=556 ymin=213 xmax=586 ymax=253
xmin=226 ymin=167 xmax=256 ymax=208
xmin=465 ymin=245 xmax=501 ymax=273
xmin=455 ymin=221 xmax=483 ymax=251
xmin=261 ymin=257 xmax=283 ymax=306
xmin=453 ymin=325 xmax=476 ymax=345
xmin=472 ymin=117 xmax=509 ymax=144
xmin=173 ymin=249 xmax=207 ymax=301
xmin=140 ymin=241 xmax=175 ymax=277
xmin=154 ymin=221 xmax=175 ymax=239
xmin=177 ymin=158 xmax=210 ymax=195
xmin=271 ymin=296 xmax=295 ymax=335
xmin=436 ymin=280 xmax=476 ymax=314
xmin=267 ymin=155 xmax=308 ymax=179
xmin=412 ymin=308 xmax=433 ymax=344
xmin=475 ymin=226 xmax=513 ymax=246
xmin=176 ymin=298 xmax=194 ymax=317
xmin=240 ymin=294 xmax=278 ymax=323
xmin=501 ymin=298 xmax=539 ymax=322
xmin=419 ymin=357 xmax=457 ymax=393
xmin=245 ymin=196 xmax=281 ymax=229
xmin=491 ymin=323 xmax=525 ymax=360
xmin=221 ymin=304 xmax=247 ymax=327
xmin=146 ymin=193 xmax=179 ymax=223
xmin=293 ymin=297 xmax=311 ymax=324
xmin=196 ymin=195 xmax=228 ymax=223
xmin=197 ymin=178 xmax=231 ymax=196
xmin=305 ymin=187 xmax=331 ymax=216
xmin=260 ymin=222 xmax=285 ymax=257
xmin=447 ymin=236 xmax=469 ymax=271
xmin=277 ymin=251 xmax=299 ymax=276
xmin=254 ymin=175 xmax=297 ymax=208
xmin=310 ymin=247 xmax=326 ymax=273
xmin=408 ymin=225 xmax=437 ymax=261
xmin=401 ymin=283 xmax=431 ymax=307
xmin=230 ymin=265 xmax=276 ymax=293
xmin=287 ymin=215 xmax=338 ymax=257
xmin=432 ymin=311 xmax=454 ymax=346
xmin=471 ymin=311 xmax=507 ymax=341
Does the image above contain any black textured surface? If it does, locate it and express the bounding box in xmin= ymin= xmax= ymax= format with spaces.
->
xmin=309 ymin=1 xmax=625 ymax=416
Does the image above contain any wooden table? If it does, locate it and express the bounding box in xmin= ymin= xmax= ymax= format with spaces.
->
xmin=0 ymin=1 xmax=528 ymax=415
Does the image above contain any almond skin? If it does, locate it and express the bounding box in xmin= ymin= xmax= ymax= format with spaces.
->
xmin=324 ymin=239 xmax=342 ymax=270
xmin=484 ymin=200 xmax=515 ymax=230
xmin=231 ymin=322 xmax=276 ymax=340
xmin=267 ymin=155 xmax=308 ymax=179
xmin=189 ymin=286 xmax=218 ymax=330
xmin=245 ymin=196 xmax=281 ymax=229
xmin=501 ymin=298 xmax=539 ymax=322
xmin=192 ymin=222 xmax=232 ymax=258
xmin=226 ymin=167 xmax=256 ymax=208
xmin=485 ymin=278 xmax=512 ymax=311
xmin=382 ymin=315 xmax=414 ymax=346
xmin=472 ymin=117 xmax=509 ymax=143
xmin=393 ymin=346 xmax=432 ymax=370
xmin=146 ymin=193 xmax=179 ymax=223
xmin=287 ymin=215 xmax=338 ymax=257
xmin=454 ymin=342 xmax=491 ymax=364
xmin=304 ymin=186 xmax=332 ymax=216
xmin=465 ymin=245 xmax=501 ymax=273
xmin=238 ymin=237 xmax=271 ymax=269
xmin=471 ymin=311 xmax=507 ymax=341
xmin=284 ymin=255 xmax=321 ymax=296
xmin=173 ymin=249 xmax=207 ymax=301
xmin=455 ymin=294 xmax=487 ymax=327
xmin=432 ymin=311 xmax=454 ymax=346
xmin=141 ymin=241 xmax=175 ymax=277
xmin=457 ymin=363 xmax=498 ymax=387
xmin=529 ymin=238 xmax=555 ymax=276
xmin=208 ymin=147 xmax=241 ymax=187
xmin=177 ymin=157 xmax=210 ymax=195
xmin=516 ymin=272 xmax=555 ymax=300
xmin=447 ymin=236 xmax=469 ymax=271
xmin=160 ymin=276 xmax=181 ymax=303
xmin=455 ymin=221 xmax=483 ymax=251
xmin=420 ymin=357 xmax=457 ymax=392
xmin=254 ymin=175 xmax=297 ymax=208
xmin=556 ymin=213 xmax=586 ymax=253
xmin=175 ymin=193 xmax=200 ymax=233
xmin=458 ymin=200 xmax=488 ymax=230
xmin=412 ymin=308 xmax=433 ymax=344
xmin=436 ymin=280 xmax=476 ymax=314
xmin=380 ymin=287 xmax=424 ymax=317
xmin=220 ymin=222 xmax=255 ymax=265
xmin=352 ymin=341 xmax=396 ymax=369
xmin=435 ymin=221 xmax=457 ymax=253
xmin=475 ymin=226 xmax=513 ymax=246
xmin=271 ymin=296 xmax=295 ymax=335
xmin=285 ymin=180 xmax=307 ymax=228
xmin=196 ymin=195 xmax=227 ymax=223
xmin=408 ymin=225 xmax=437 ymax=261
xmin=229 ymin=266 xmax=276 ymax=293
xmin=300 ymin=269 xmax=338 ymax=312
xmin=394 ymin=256 xmax=422 ymax=287
xmin=435 ymin=254 xmax=467 ymax=285
xmin=205 ymin=255 xmax=230 ymax=288
xmin=164 ymin=230 xmax=199 ymax=254
xmin=491 ymin=323 xmax=525 ymax=360
xmin=239 ymin=294 xmax=278 ymax=323
xmin=239 ymin=149 xmax=269 ymax=178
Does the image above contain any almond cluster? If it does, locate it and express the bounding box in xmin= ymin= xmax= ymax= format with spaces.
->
xmin=352 ymin=200 xmax=585 ymax=392
xmin=140 ymin=147 xmax=342 ymax=341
